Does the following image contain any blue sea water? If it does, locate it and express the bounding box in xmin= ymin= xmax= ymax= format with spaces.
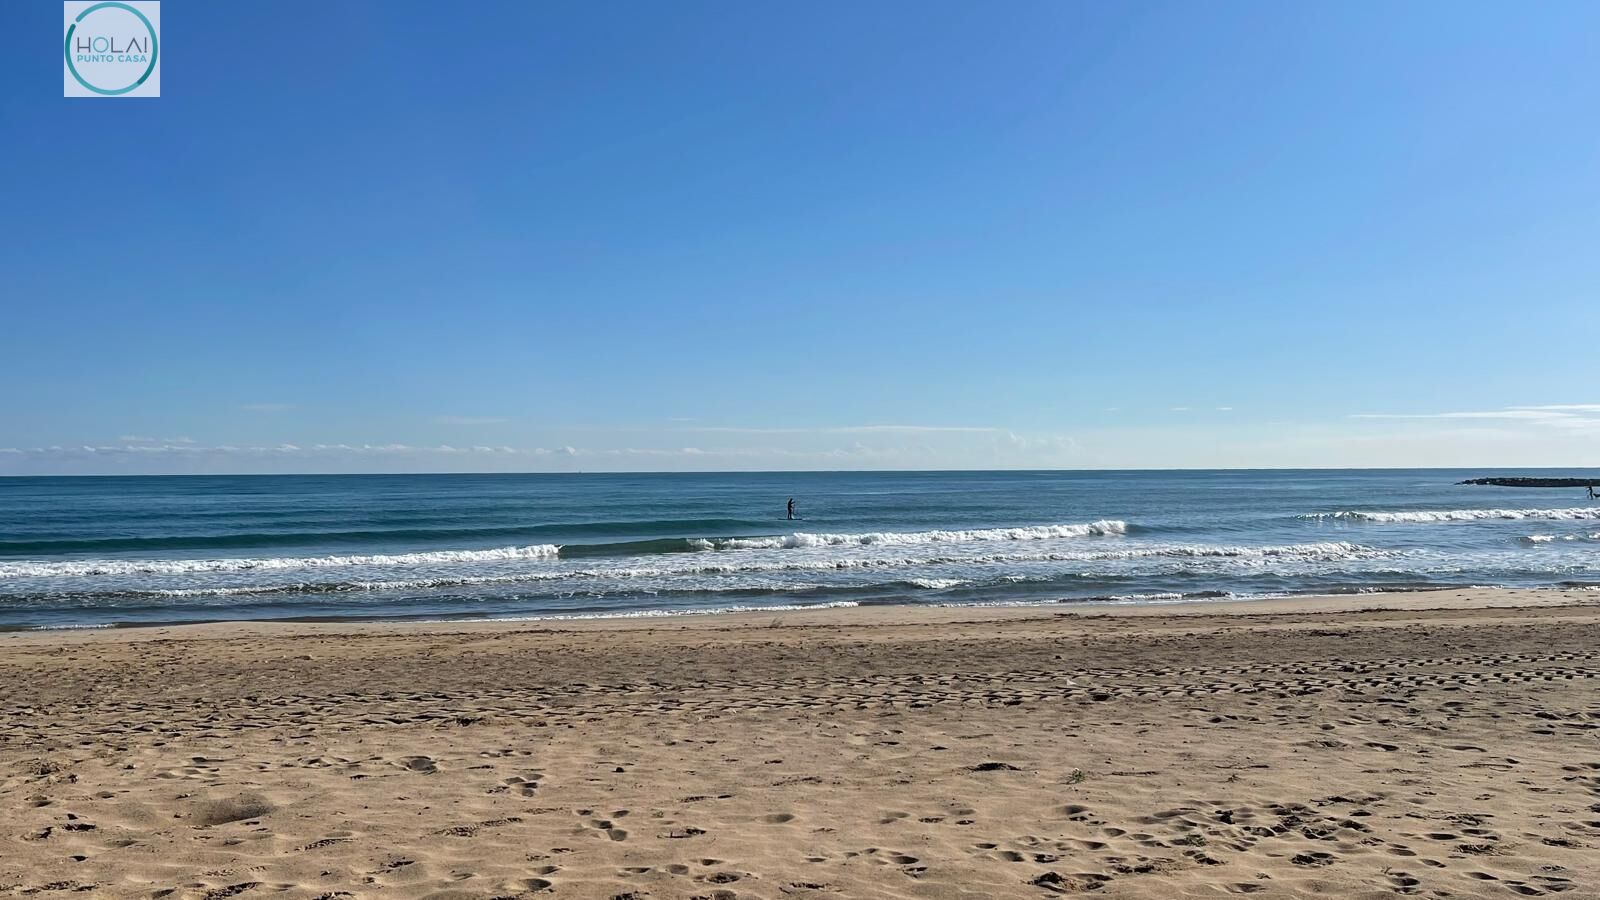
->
xmin=1 ymin=469 xmax=1598 ymax=630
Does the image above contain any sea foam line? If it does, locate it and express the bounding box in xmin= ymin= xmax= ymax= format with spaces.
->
xmin=696 ymin=520 xmax=1128 ymax=550
xmin=0 ymin=521 xmax=1128 ymax=579
xmin=1304 ymin=507 xmax=1600 ymax=524
xmin=0 ymin=544 xmax=562 ymax=578
xmin=467 ymin=600 xmax=863 ymax=623
xmin=1523 ymin=532 xmax=1600 ymax=544
xmin=16 ymin=541 xmax=1393 ymax=600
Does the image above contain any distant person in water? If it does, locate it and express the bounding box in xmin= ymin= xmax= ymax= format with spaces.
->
xmin=787 ymin=498 xmax=796 ymax=520
xmin=1590 ymin=484 xmax=1596 ymax=501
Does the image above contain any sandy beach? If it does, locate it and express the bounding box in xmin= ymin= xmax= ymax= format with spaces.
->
xmin=2 ymin=589 xmax=1597 ymax=899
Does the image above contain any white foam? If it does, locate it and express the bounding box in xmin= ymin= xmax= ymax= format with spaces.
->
xmin=904 ymin=577 xmax=968 ymax=589
xmin=1305 ymin=507 xmax=1600 ymax=524
xmin=708 ymin=520 xmax=1128 ymax=550
xmin=90 ymin=540 xmax=1392 ymax=601
xmin=1106 ymin=541 xmax=1382 ymax=561
xmin=1522 ymin=532 xmax=1600 ymax=544
xmin=466 ymin=600 xmax=862 ymax=623
xmin=0 ymin=544 xmax=561 ymax=578
xmin=400 ymin=540 xmax=1390 ymax=584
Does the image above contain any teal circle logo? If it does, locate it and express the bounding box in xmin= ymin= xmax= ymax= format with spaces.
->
xmin=64 ymin=2 xmax=158 ymax=96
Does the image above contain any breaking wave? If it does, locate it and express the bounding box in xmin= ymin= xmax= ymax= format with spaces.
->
xmin=4 ymin=541 xmax=1392 ymax=602
xmin=698 ymin=520 xmax=1129 ymax=550
xmin=904 ymin=577 xmax=969 ymax=590
xmin=1523 ymin=532 xmax=1600 ymax=544
xmin=0 ymin=544 xmax=562 ymax=578
xmin=0 ymin=521 xmax=1132 ymax=580
xmin=1304 ymin=507 xmax=1600 ymax=524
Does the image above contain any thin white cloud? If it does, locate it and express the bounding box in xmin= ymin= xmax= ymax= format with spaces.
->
xmin=240 ymin=403 xmax=295 ymax=413
xmin=833 ymin=424 xmax=998 ymax=434
xmin=683 ymin=424 xmax=1001 ymax=435
xmin=1350 ymin=403 xmax=1600 ymax=433
xmin=0 ymin=441 xmax=960 ymax=465
xmin=2 ymin=443 xmax=507 ymax=458
xmin=1353 ymin=410 xmax=1571 ymax=420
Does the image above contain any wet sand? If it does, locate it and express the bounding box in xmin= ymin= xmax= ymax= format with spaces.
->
xmin=2 ymin=588 xmax=1597 ymax=899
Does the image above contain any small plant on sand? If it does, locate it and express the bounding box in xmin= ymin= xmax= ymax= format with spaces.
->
xmin=1066 ymin=768 xmax=1087 ymax=784
xmin=1180 ymin=833 xmax=1207 ymax=847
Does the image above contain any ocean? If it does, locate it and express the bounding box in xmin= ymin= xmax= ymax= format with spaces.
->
xmin=1 ymin=469 xmax=1598 ymax=630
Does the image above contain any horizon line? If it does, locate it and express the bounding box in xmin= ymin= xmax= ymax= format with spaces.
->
xmin=5 ymin=464 xmax=1600 ymax=479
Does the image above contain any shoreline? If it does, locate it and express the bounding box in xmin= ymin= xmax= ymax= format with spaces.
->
xmin=2 ymin=585 xmax=1591 ymax=644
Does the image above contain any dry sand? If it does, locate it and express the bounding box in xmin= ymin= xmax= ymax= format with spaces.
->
xmin=2 ymin=588 xmax=1597 ymax=899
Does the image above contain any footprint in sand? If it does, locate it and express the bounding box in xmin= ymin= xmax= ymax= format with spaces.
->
xmin=1385 ymin=871 xmax=1421 ymax=893
xmin=1030 ymin=872 xmax=1111 ymax=894
xmin=437 ymin=816 xmax=523 ymax=838
xmin=586 ymin=818 xmax=628 ymax=841
xmin=1533 ymin=875 xmax=1576 ymax=893
xmin=865 ymin=849 xmax=920 ymax=866
xmin=397 ymin=756 xmax=437 ymax=774
xmin=500 ymin=773 xmax=542 ymax=796
xmin=189 ymin=794 xmax=275 ymax=827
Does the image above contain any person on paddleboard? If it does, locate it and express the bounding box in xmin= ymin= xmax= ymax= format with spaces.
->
xmin=787 ymin=497 xmax=796 ymax=520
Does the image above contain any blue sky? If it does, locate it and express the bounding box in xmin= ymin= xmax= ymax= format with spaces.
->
xmin=3 ymin=1 xmax=1598 ymax=474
